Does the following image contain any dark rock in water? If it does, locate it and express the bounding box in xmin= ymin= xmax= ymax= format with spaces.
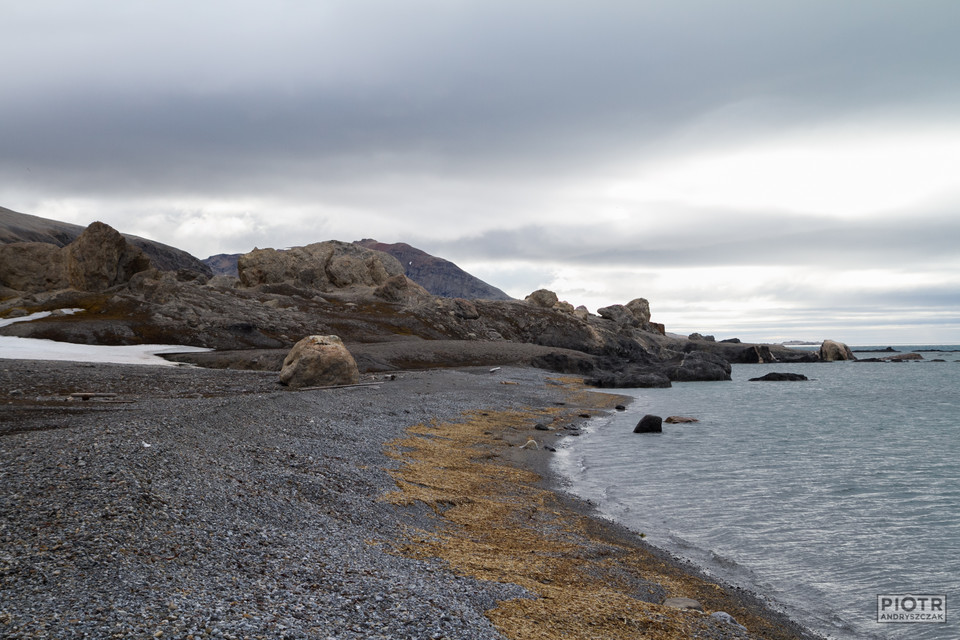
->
xmin=633 ymin=414 xmax=662 ymax=433
xmin=720 ymin=338 xmax=741 ymax=343
xmin=733 ymin=345 xmax=776 ymax=364
xmin=853 ymin=346 xmax=896 ymax=352
xmin=886 ymin=352 xmax=923 ymax=362
xmin=665 ymin=416 xmax=699 ymax=423
xmin=615 ymin=404 xmax=626 ymax=411
xmin=748 ymin=372 xmax=809 ymax=381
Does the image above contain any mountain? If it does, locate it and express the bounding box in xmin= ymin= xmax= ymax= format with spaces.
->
xmin=204 ymin=253 xmax=240 ymax=277
xmin=353 ymin=239 xmax=513 ymax=300
xmin=0 ymin=206 xmax=211 ymax=275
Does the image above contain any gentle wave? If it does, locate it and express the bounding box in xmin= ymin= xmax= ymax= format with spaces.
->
xmin=554 ymin=352 xmax=960 ymax=640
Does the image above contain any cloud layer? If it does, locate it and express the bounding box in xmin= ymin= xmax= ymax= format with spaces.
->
xmin=2 ymin=1 xmax=959 ymax=342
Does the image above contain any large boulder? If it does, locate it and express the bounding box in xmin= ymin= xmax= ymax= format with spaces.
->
xmin=0 ymin=242 xmax=66 ymax=291
xmin=0 ymin=221 xmax=150 ymax=293
xmin=524 ymin=289 xmax=559 ymax=308
xmin=278 ymin=335 xmax=360 ymax=388
xmin=64 ymin=221 xmax=151 ymax=291
xmin=238 ymin=241 xmax=404 ymax=291
xmin=624 ymin=298 xmax=651 ymax=329
xmin=633 ymin=414 xmax=663 ymax=433
xmin=820 ymin=340 xmax=856 ymax=361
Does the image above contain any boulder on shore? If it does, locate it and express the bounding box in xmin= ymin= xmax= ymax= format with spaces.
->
xmin=633 ymin=414 xmax=663 ymax=433
xmin=819 ymin=340 xmax=856 ymax=361
xmin=279 ymin=335 xmax=360 ymax=388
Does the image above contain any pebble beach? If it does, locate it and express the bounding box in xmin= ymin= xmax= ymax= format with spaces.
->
xmin=1 ymin=360 xmax=821 ymax=639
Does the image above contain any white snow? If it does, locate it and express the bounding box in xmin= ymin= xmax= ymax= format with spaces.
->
xmin=0 ymin=310 xmax=212 ymax=366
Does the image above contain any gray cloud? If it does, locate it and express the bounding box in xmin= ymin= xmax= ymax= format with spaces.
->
xmin=2 ymin=1 xmax=960 ymax=342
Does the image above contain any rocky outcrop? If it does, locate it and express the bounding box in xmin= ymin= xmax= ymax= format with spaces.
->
xmin=664 ymin=416 xmax=699 ymax=423
xmin=0 ymin=206 xmax=210 ymax=275
xmin=663 ymin=350 xmax=732 ymax=382
xmin=64 ymin=222 xmax=152 ymax=292
xmin=0 ymin=222 xmax=151 ymax=293
xmin=278 ymin=335 xmax=360 ymax=388
xmin=633 ymin=415 xmax=663 ymax=433
xmin=373 ymin=274 xmax=431 ymax=303
xmin=597 ymin=298 xmax=652 ymax=331
xmin=0 ymin=242 xmax=66 ymax=292
xmin=819 ymin=340 xmax=856 ymax=361
xmin=238 ymin=241 xmax=404 ymax=291
xmin=354 ymin=239 xmax=513 ymax=300
xmin=525 ymin=289 xmax=559 ymax=308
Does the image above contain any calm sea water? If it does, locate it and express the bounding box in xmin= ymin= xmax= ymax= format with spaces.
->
xmin=553 ymin=346 xmax=960 ymax=640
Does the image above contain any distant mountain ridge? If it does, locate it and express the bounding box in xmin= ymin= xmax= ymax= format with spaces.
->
xmin=0 ymin=206 xmax=211 ymax=275
xmin=354 ymin=239 xmax=513 ymax=301
xmin=202 ymin=240 xmax=513 ymax=301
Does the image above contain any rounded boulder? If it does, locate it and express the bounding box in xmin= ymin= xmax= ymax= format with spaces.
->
xmin=279 ymin=335 xmax=360 ymax=388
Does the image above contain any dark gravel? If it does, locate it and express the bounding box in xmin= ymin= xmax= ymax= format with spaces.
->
xmin=1 ymin=360 xmax=562 ymax=639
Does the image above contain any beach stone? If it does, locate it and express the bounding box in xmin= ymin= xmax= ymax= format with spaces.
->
xmin=278 ymin=335 xmax=360 ymax=388
xmin=819 ymin=339 xmax=855 ymax=361
xmin=664 ymin=416 xmax=698 ymax=423
xmin=711 ymin=611 xmax=748 ymax=632
xmin=663 ymin=597 xmax=703 ymax=611
xmin=633 ymin=414 xmax=662 ymax=433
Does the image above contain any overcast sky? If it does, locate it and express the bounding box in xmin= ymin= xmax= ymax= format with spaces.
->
xmin=3 ymin=1 xmax=959 ymax=344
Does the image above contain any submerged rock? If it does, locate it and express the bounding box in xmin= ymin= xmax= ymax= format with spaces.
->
xmin=748 ymin=372 xmax=809 ymax=381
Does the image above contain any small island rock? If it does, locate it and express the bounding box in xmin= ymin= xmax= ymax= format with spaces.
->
xmin=633 ymin=414 xmax=663 ymax=433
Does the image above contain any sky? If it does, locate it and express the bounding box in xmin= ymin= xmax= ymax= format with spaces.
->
xmin=2 ymin=1 xmax=959 ymax=345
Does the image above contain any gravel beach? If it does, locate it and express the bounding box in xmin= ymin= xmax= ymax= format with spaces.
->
xmin=1 ymin=360 xmax=821 ymax=639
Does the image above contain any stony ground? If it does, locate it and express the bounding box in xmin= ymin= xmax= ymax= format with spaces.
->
xmin=0 ymin=360 xmax=821 ymax=640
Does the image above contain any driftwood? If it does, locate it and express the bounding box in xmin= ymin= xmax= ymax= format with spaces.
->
xmin=69 ymin=392 xmax=118 ymax=401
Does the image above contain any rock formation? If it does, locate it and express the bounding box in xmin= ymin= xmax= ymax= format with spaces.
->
xmin=0 ymin=206 xmax=210 ymax=275
xmin=278 ymin=335 xmax=360 ymax=388
xmin=819 ymin=340 xmax=856 ymax=361
xmin=238 ymin=241 xmax=404 ymax=291
xmin=0 ymin=221 xmax=151 ymax=293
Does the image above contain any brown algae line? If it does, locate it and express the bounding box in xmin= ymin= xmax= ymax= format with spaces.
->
xmin=380 ymin=379 xmax=810 ymax=639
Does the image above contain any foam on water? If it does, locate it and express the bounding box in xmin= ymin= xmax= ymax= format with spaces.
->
xmin=554 ymin=348 xmax=960 ymax=640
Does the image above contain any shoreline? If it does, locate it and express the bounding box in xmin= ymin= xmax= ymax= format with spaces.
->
xmin=1 ymin=360 xmax=823 ymax=639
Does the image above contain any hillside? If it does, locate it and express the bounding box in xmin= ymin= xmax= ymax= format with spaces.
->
xmin=354 ymin=239 xmax=513 ymax=301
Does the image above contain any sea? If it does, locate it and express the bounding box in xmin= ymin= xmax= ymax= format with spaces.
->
xmin=553 ymin=346 xmax=959 ymax=640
